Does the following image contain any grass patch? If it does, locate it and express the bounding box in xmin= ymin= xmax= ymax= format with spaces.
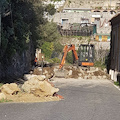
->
xmin=114 ymin=81 xmax=120 ymax=86
xmin=0 ymin=99 xmax=13 ymax=103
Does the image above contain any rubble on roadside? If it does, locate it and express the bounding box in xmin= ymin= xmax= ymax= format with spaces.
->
xmin=33 ymin=67 xmax=54 ymax=79
xmin=0 ymin=65 xmax=110 ymax=102
xmin=0 ymin=70 xmax=62 ymax=102
xmin=53 ymin=65 xmax=110 ymax=80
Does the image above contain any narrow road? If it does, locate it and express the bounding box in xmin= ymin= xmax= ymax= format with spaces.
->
xmin=0 ymin=78 xmax=120 ymax=120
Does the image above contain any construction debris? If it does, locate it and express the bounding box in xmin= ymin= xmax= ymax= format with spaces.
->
xmin=54 ymin=65 xmax=110 ymax=79
xmin=0 ymin=65 xmax=110 ymax=103
xmin=33 ymin=67 xmax=54 ymax=79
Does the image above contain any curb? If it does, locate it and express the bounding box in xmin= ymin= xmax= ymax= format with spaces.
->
xmin=110 ymin=80 xmax=120 ymax=91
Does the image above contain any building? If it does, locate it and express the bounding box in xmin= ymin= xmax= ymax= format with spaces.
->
xmin=109 ymin=13 xmax=120 ymax=82
xmin=53 ymin=8 xmax=116 ymax=34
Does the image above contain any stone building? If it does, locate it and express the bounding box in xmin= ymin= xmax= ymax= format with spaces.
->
xmin=53 ymin=8 xmax=116 ymax=34
xmin=109 ymin=13 xmax=120 ymax=82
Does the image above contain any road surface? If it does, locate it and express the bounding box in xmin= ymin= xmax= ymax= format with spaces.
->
xmin=0 ymin=78 xmax=120 ymax=120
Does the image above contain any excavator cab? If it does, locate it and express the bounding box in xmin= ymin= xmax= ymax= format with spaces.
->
xmin=78 ymin=44 xmax=94 ymax=67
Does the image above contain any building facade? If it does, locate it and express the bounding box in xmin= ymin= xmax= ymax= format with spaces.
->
xmin=53 ymin=8 xmax=116 ymax=34
xmin=109 ymin=13 xmax=120 ymax=81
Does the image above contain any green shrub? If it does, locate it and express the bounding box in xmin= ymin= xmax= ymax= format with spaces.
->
xmin=66 ymin=51 xmax=74 ymax=64
xmin=52 ymin=57 xmax=60 ymax=63
xmin=41 ymin=42 xmax=54 ymax=58
xmin=94 ymin=60 xmax=106 ymax=70
xmin=0 ymin=99 xmax=12 ymax=103
xmin=54 ymin=42 xmax=63 ymax=53
xmin=114 ymin=81 xmax=120 ymax=86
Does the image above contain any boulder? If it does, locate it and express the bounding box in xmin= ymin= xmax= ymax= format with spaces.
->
xmin=0 ymin=93 xmax=6 ymax=100
xmin=0 ymin=83 xmax=21 ymax=95
xmin=24 ymin=74 xmax=46 ymax=81
xmin=68 ymin=70 xmax=72 ymax=76
xmin=31 ymin=81 xmax=59 ymax=97
xmin=22 ymin=78 xmax=59 ymax=97
xmin=22 ymin=78 xmax=44 ymax=93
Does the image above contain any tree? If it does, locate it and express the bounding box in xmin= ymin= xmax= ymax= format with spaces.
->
xmin=0 ymin=0 xmax=44 ymax=62
xmin=45 ymin=4 xmax=56 ymax=15
xmin=37 ymin=22 xmax=60 ymax=47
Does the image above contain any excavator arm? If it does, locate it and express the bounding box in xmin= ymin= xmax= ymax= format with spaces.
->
xmin=59 ymin=44 xmax=78 ymax=69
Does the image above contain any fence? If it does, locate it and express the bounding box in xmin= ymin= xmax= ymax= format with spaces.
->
xmin=58 ymin=24 xmax=95 ymax=36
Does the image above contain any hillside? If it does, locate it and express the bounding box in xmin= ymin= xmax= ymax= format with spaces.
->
xmin=63 ymin=0 xmax=120 ymax=9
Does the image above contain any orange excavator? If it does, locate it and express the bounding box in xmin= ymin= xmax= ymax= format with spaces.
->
xmin=59 ymin=44 xmax=78 ymax=69
xmin=59 ymin=44 xmax=94 ymax=69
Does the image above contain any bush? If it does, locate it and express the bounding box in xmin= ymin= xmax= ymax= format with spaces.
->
xmin=54 ymin=42 xmax=63 ymax=53
xmin=52 ymin=57 xmax=60 ymax=63
xmin=66 ymin=51 xmax=74 ymax=64
xmin=41 ymin=42 xmax=54 ymax=58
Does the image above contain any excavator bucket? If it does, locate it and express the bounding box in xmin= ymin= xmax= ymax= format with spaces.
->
xmin=54 ymin=69 xmax=67 ymax=78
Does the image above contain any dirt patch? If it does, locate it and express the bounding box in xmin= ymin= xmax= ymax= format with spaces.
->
xmin=70 ymin=68 xmax=80 ymax=79
xmin=33 ymin=67 xmax=54 ymax=79
xmin=33 ymin=68 xmax=41 ymax=75
xmin=43 ymin=67 xmax=54 ymax=73
xmin=93 ymin=70 xmax=106 ymax=76
xmin=62 ymin=66 xmax=109 ymax=79
xmin=5 ymin=92 xmax=60 ymax=103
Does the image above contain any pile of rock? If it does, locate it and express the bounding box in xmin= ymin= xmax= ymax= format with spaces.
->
xmin=22 ymin=74 xmax=59 ymax=97
xmin=54 ymin=66 xmax=110 ymax=79
xmin=0 ymin=74 xmax=61 ymax=102
xmin=33 ymin=67 xmax=54 ymax=79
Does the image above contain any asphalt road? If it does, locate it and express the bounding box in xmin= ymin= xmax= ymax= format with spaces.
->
xmin=0 ymin=78 xmax=120 ymax=120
